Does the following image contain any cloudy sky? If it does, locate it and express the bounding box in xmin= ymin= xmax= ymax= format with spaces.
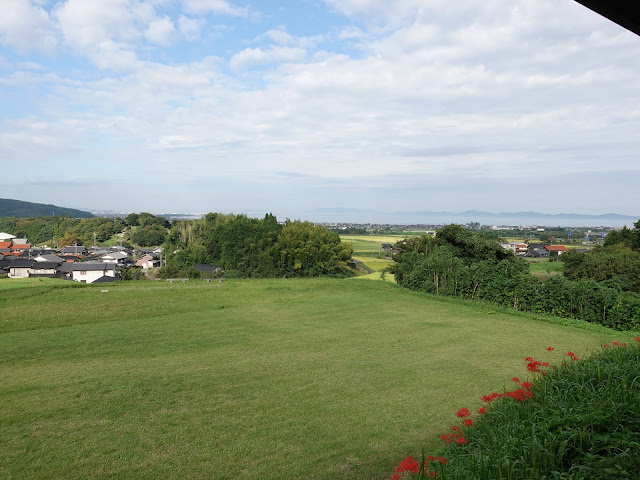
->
xmin=1 ymin=0 xmax=640 ymax=220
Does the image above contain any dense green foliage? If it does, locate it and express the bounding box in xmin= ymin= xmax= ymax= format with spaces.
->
xmin=393 ymin=225 xmax=640 ymax=330
xmin=0 ymin=198 xmax=94 ymax=218
xmin=0 ymin=212 xmax=170 ymax=247
xmin=436 ymin=343 xmax=640 ymax=479
xmin=603 ymin=222 xmax=640 ymax=250
xmin=0 ymin=216 xmax=126 ymax=246
xmin=163 ymin=213 xmax=353 ymax=278
xmin=562 ymin=245 xmax=640 ymax=293
xmin=0 ymin=277 xmax=622 ymax=480
xmin=129 ymin=224 xmax=168 ymax=247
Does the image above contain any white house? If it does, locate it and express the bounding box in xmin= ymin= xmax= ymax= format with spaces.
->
xmin=100 ymin=251 xmax=130 ymax=265
xmin=71 ymin=263 xmax=116 ymax=284
xmin=0 ymin=232 xmax=16 ymax=241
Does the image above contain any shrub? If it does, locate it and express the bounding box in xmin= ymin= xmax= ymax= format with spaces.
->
xmin=393 ymin=340 xmax=640 ymax=480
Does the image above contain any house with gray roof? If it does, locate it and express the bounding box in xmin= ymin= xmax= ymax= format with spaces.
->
xmin=71 ymin=262 xmax=116 ymax=284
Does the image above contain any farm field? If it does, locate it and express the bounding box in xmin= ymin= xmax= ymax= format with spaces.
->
xmin=340 ymin=234 xmax=410 ymax=256
xmin=0 ymin=277 xmax=627 ymax=479
xmin=351 ymin=256 xmax=396 ymax=283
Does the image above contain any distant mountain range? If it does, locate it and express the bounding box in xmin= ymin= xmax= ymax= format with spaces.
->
xmin=0 ymin=198 xmax=94 ymax=218
xmin=306 ymin=208 xmax=638 ymax=227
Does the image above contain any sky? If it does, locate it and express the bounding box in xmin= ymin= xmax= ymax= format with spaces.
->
xmin=1 ymin=0 xmax=640 ymax=221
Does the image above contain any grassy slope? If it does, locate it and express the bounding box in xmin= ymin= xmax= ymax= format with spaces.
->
xmin=0 ymin=278 xmax=628 ymax=480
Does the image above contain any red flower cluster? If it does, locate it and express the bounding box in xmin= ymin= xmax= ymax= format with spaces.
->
xmin=547 ymin=347 xmax=555 ymax=351
xmin=456 ymin=408 xmax=470 ymax=418
xmin=526 ymin=358 xmax=550 ymax=373
xmin=395 ymin=456 xmax=420 ymax=475
xmin=442 ymin=425 xmax=467 ymax=445
xmin=392 ymin=455 xmax=446 ymax=479
xmin=566 ymin=351 xmax=578 ymax=361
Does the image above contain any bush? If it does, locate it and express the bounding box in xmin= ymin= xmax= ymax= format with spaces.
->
xmin=394 ymin=341 xmax=640 ymax=480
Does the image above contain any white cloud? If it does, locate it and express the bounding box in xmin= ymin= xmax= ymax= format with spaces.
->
xmin=177 ymin=15 xmax=203 ymax=41
xmin=145 ymin=14 xmax=177 ymax=46
xmin=180 ymin=0 xmax=248 ymax=17
xmin=2 ymin=0 xmax=640 ymax=214
xmin=230 ymin=46 xmax=307 ymax=71
xmin=0 ymin=0 xmax=58 ymax=53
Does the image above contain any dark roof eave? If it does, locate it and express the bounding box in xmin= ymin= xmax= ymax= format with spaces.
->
xmin=574 ymin=0 xmax=640 ymax=36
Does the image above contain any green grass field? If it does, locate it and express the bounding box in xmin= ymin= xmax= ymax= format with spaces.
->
xmin=526 ymin=258 xmax=564 ymax=279
xmin=0 ymin=277 xmax=629 ymax=479
xmin=340 ymin=235 xmax=409 ymax=257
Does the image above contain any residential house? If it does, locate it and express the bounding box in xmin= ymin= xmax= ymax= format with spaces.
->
xmin=10 ymin=243 xmax=30 ymax=255
xmin=8 ymin=259 xmax=35 ymax=278
xmin=136 ymin=254 xmax=161 ymax=269
xmin=515 ymin=243 xmax=528 ymax=256
xmin=0 ymin=232 xmax=16 ymax=241
xmin=545 ymin=246 xmax=568 ymax=255
xmin=35 ymin=253 xmax=65 ymax=264
xmin=529 ymin=249 xmax=549 ymax=258
xmin=30 ymin=262 xmax=62 ymax=278
xmin=71 ymin=262 xmax=117 ymax=284
xmin=100 ymin=251 xmax=130 ymax=265
xmin=62 ymin=245 xmax=88 ymax=256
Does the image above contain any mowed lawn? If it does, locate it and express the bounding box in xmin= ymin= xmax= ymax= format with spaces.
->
xmin=0 ymin=278 xmax=627 ymax=479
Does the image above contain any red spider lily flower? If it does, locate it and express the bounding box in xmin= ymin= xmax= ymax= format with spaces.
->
xmin=525 ymin=357 xmax=534 ymax=361
xmin=456 ymin=437 xmax=468 ymax=444
xmin=449 ymin=433 xmax=457 ymax=438
xmin=463 ymin=419 xmax=473 ymax=427
xmin=566 ymin=351 xmax=576 ymax=357
xmin=481 ymin=392 xmax=502 ymax=402
xmin=430 ymin=471 xmax=437 ymax=478
xmin=635 ymin=337 xmax=640 ymax=342
xmin=392 ymin=475 xmax=400 ymax=480
xmin=451 ymin=425 xmax=462 ymax=432
xmin=441 ymin=434 xmax=451 ymax=443
xmin=478 ymin=407 xmax=487 ymax=415
xmin=521 ymin=381 xmax=531 ymax=389
xmin=511 ymin=377 xmax=520 ymax=382
xmin=621 ymin=343 xmax=627 ymax=346
xmin=456 ymin=408 xmax=471 ymax=418
xmin=527 ymin=362 xmax=540 ymax=373
xmin=547 ymin=347 xmax=554 ymax=351
xmin=613 ymin=342 xmax=620 ymax=346
xmin=603 ymin=344 xmax=610 ymax=348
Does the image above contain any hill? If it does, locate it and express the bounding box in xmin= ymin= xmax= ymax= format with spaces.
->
xmin=1 ymin=277 xmax=629 ymax=479
xmin=0 ymin=198 xmax=94 ymax=218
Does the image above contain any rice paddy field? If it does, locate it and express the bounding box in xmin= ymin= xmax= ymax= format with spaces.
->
xmin=339 ymin=235 xmax=409 ymax=257
xmin=0 ymin=277 xmax=629 ymax=479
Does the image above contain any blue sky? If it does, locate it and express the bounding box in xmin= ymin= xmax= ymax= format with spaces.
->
xmin=1 ymin=0 xmax=640 ymax=220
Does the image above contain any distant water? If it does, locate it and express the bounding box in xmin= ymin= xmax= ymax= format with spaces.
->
xmin=297 ymin=211 xmax=637 ymax=228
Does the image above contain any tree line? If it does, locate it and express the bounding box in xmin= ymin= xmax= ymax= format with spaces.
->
xmin=392 ymin=224 xmax=640 ymax=331
xmin=162 ymin=213 xmax=353 ymax=278
xmin=0 ymin=212 xmax=170 ymax=248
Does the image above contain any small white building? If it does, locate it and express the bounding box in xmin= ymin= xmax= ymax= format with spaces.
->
xmin=71 ymin=263 xmax=117 ymax=284
xmin=100 ymin=251 xmax=130 ymax=265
